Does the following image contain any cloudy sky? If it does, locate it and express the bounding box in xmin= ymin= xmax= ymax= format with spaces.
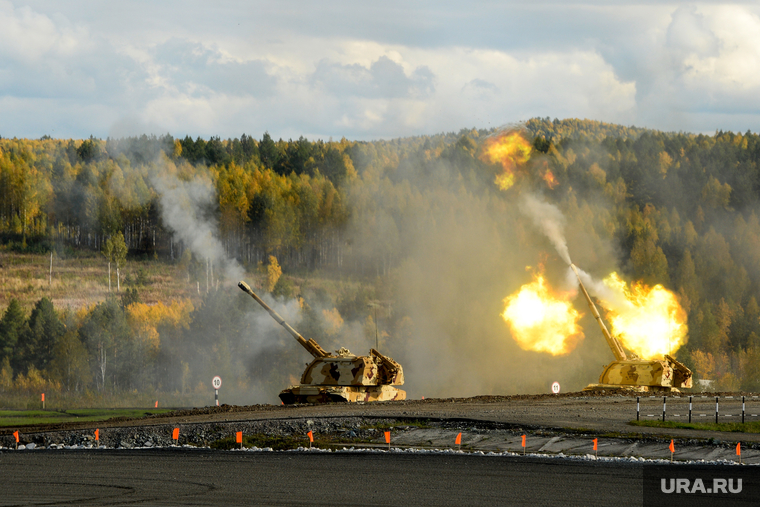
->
xmin=1 ymin=1 xmax=759 ymax=141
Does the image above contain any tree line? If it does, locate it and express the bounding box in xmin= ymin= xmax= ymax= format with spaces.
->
xmin=3 ymin=119 xmax=760 ymax=394
xmin=0 ymin=277 xmax=392 ymax=405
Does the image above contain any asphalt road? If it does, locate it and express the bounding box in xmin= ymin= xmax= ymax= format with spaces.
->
xmin=0 ymin=449 xmax=645 ymax=506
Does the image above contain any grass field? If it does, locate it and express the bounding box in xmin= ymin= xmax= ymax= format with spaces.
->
xmin=0 ymin=250 xmax=203 ymax=311
xmin=0 ymin=249 xmax=340 ymax=312
xmin=630 ymin=420 xmax=760 ymax=433
xmin=0 ymin=408 xmax=174 ymax=427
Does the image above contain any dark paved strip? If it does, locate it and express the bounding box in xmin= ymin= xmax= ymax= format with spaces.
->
xmin=1 ymin=449 xmax=644 ymax=506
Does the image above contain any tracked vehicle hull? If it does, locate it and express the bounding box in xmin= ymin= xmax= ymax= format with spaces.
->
xmin=583 ymin=355 xmax=693 ymax=392
xmin=279 ymin=385 xmax=406 ymax=404
xmin=583 ymin=384 xmax=682 ymax=393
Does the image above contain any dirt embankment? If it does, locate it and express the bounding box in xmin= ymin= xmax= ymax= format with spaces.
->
xmin=4 ymin=391 xmax=759 ymax=444
xmin=3 ymin=398 xmax=760 ymax=463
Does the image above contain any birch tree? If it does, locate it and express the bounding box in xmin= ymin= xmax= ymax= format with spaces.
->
xmin=112 ymin=232 xmax=128 ymax=292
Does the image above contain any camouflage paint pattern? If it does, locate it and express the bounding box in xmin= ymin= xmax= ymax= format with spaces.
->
xmin=297 ymin=350 xmax=405 ymax=392
xmin=599 ymin=359 xmax=672 ymax=387
xmin=584 ymin=355 xmax=693 ymax=392
xmin=277 ymin=346 xmax=406 ymax=404
xmin=302 ymin=356 xmax=378 ymax=386
xmin=279 ymin=385 xmax=406 ymax=404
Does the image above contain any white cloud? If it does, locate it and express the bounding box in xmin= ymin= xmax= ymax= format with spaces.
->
xmin=0 ymin=1 xmax=62 ymax=61
xmin=311 ymin=56 xmax=434 ymax=99
xmin=666 ymin=5 xmax=720 ymax=58
xmin=2 ymin=1 xmax=760 ymax=139
xmin=683 ymin=6 xmax=760 ymax=90
xmin=628 ymin=4 xmax=760 ymax=130
xmin=395 ymin=47 xmax=636 ymax=133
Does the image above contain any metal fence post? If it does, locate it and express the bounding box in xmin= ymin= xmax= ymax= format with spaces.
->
xmin=689 ymin=396 xmax=692 ymax=423
xmin=715 ymin=396 xmax=719 ymax=424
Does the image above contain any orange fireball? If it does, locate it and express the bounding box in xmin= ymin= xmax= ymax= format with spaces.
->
xmin=482 ymin=131 xmax=532 ymax=190
xmin=536 ymin=160 xmax=558 ymax=189
xmin=598 ymin=273 xmax=688 ymax=359
xmin=502 ymin=274 xmax=583 ymax=355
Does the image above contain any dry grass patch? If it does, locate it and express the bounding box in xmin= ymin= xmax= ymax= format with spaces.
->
xmin=0 ymin=251 xmax=203 ymax=311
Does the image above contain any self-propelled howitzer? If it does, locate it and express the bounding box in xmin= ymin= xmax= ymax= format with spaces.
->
xmin=570 ymin=265 xmax=692 ymax=392
xmin=238 ymin=281 xmax=406 ymax=403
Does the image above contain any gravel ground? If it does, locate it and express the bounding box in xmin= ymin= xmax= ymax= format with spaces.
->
xmin=3 ymin=391 xmax=760 ymax=462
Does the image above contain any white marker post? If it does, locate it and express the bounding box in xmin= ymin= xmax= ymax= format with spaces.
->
xmin=212 ymin=376 xmax=222 ymax=406
xmin=551 ymin=382 xmax=560 ymax=394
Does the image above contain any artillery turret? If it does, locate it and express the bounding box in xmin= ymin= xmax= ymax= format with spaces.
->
xmin=238 ymin=281 xmax=406 ymax=403
xmin=570 ymin=265 xmax=692 ymax=392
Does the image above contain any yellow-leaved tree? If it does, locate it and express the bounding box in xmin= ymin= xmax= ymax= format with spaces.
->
xmin=126 ymin=300 xmax=195 ymax=355
xmin=266 ymin=256 xmax=282 ymax=293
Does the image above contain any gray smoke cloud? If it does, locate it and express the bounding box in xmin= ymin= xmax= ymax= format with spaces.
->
xmin=147 ymin=170 xmax=328 ymax=405
xmin=338 ymin=164 xmax=617 ymax=398
xmin=519 ymin=193 xmax=572 ymax=265
xmin=151 ymin=172 xmax=244 ymax=283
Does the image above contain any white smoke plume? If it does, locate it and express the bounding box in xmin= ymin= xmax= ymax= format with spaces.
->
xmin=519 ymin=193 xmax=572 ymax=265
xmin=151 ymin=173 xmax=244 ymax=283
xmin=518 ymin=193 xmax=626 ymax=310
xmin=570 ymin=265 xmax=629 ymax=311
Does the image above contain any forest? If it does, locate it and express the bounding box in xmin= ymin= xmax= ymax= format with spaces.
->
xmin=2 ymin=117 xmax=760 ymax=406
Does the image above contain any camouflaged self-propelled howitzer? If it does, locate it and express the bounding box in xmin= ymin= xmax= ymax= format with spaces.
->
xmin=570 ymin=265 xmax=693 ymax=392
xmin=238 ymin=281 xmax=406 ymax=404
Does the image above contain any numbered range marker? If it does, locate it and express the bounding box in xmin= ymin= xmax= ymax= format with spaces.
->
xmin=551 ymin=381 xmax=560 ymax=394
xmin=212 ymin=376 xmax=222 ymax=389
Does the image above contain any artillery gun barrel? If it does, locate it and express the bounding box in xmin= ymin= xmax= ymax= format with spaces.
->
xmin=570 ymin=264 xmax=627 ymax=361
xmin=238 ymin=281 xmax=330 ymax=358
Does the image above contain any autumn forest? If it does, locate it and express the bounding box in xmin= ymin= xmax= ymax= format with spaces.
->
xmin=2 ymin=118 xmax=760 ymax=406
